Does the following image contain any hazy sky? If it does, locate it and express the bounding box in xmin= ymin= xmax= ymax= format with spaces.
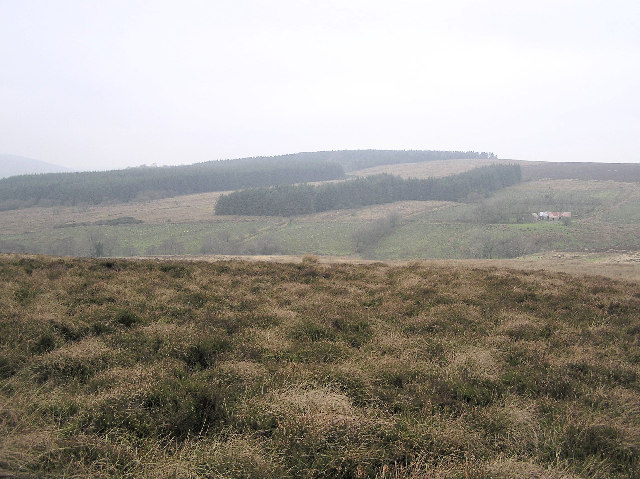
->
xmin=1 ymin=0 xmax=639 ymax=170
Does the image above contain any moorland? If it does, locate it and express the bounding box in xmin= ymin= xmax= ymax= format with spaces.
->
xmin=1 ymin=151 xmax=639 ymax=478
xmin=1 ymin=254 xmax=639 ymax=478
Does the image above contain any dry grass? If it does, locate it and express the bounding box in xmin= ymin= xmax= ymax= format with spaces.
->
xmin=1 ymin=254 xmax=639 ymax=478
xmin=0 ymin=191 xmax=229 ymax=234
xmin=482 ymin=251 xmax=640 ymax=282
xmin=350 ymin=158 xmax=513 ymax=179
xmin=147 ymin=250 xmax=640 ymax=282
xmin=295 ymin=200 xmax=452 ymax=223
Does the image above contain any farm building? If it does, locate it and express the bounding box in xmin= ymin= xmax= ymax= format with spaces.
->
xmin=534 ymin=211 xmax=571 ymax=221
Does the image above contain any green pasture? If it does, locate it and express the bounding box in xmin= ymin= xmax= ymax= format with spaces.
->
xmin=1 ymin=178 xmax=639 ymax=259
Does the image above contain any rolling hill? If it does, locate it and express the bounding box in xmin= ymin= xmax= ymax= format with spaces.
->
xmin=0 ymin=150 xmax=491 ymax=210
xmin=0 ymin=152 xmax=639 ymax=263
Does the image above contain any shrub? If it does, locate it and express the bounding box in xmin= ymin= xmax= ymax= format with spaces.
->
xmin=182 ymin=336 xmax=232 ymax=370
xmin=114 ymin=309 xmax=140 ymax=328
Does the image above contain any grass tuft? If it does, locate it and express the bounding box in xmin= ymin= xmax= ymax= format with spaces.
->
xmin=1 ymin=255 xmax=639 ymax=477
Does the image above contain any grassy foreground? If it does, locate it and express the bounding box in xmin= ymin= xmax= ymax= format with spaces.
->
xmin=1 ymin=255 xmax=639 ymax=478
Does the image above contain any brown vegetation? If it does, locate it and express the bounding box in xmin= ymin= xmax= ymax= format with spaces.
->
xmin=1 ymin=254 xmax=639 ymax=478
xmin=350 ymin=158 xmax=513 ymax=179
xmin=0 ymin=191 xmax=229 ymax=235
xmin=142 ymin=252 xmax=640 ymax=283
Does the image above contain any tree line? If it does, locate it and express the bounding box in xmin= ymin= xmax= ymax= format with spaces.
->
xmin=215 ymin=164 xmax=521 ymax=216
xmin=0 ymin=158 xmax=345 ymax=210
xmin=0 ymin=150 xmax=497 ymax=211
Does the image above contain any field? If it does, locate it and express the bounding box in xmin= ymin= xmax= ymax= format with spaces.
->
xmin=1 ymin=159 xmax=640 ymax=264
xmin=1 ymin=254 xmax=639 ymax=478
xmin=349 ymin=158 xmax=512 ymax=179
xmin=0 ymin=191 xmax=229 ymax=235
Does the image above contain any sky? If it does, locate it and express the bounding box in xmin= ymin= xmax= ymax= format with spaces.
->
xmin=1 ymin=0 xmax=639 ymax=171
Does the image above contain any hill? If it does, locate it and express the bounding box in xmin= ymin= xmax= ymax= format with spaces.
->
xmin=0 ymin=157 xmax=639 ymax=260
xmin=0 ymin=156 xmax=345 ymax=210
xmin=215 ymin=164 xmax=521 ymax=216
xmin=0 ymin=154 xmax=70 ymax=178
xmin=521 ymin=161 xmax=640 ymax=182
xmin=0 ymin=255 xmax=638 ymax=478
xmin=246 ymin=149 xmax=497 ymax=172
xmin=0 ymin=150 xmax=491 ymax=210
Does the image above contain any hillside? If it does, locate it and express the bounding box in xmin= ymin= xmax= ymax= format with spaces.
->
xmin=0 ymin=157 xmax=344 ymax=210
xmin=0 ymin=154 xmax=70 ymax=178
xmin=250 ymin=149 xmax=497 ymax=172
xmin=521 ymin=161 xmax=640 ymax=182
xmin=350 ymin=158 xmax=512 ymax=179
xmin=1 ymin=255 xmax=638 ymax=478
xmin=0 ymin=157 xmax=639 ymax=260
xmin=215 ymin=164 xmax=521 ymax=216
xmin=0 ymin=150 xmax=491 ymax=210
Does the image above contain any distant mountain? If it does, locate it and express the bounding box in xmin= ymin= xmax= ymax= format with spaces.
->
xmin=0 ymin=154 xmax=70 ymax=178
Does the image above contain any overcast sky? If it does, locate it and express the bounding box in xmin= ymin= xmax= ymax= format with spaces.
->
xmin=1 ymin=0 xmax=639 ymax=170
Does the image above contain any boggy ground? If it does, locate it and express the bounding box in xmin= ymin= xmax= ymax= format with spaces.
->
xmin=0 ymin=254 xmax=639 ymax=478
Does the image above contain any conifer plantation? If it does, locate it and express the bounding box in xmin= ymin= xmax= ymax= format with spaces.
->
xmin=215 ymin=164 xmax=521 ymax=216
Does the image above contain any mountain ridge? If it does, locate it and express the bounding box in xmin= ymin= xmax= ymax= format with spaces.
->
xmin=0 ymin=154 xmax=70 ymax=178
